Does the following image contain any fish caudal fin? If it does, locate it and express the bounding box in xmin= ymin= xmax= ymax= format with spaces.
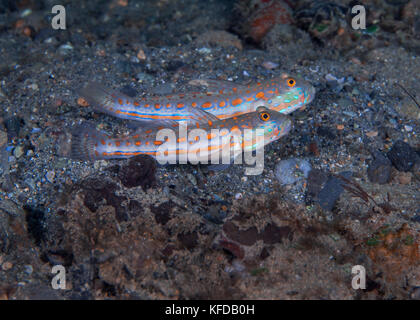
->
xmin=58 ymin=124 xmax=107 ymax=161
xmin=78 ymin=82 xmax=131 ymax=117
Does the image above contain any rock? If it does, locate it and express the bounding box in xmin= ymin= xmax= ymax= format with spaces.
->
xmin=1 ymin=261 xmax=13 ymax=271
xmin=151 ymin=201 xmax=175 ymax=225
xmin=275 ymin=158 xmax=312 ymax=186
xmin=118 ymin=155 xmax=157 ymax=189
xmin=177 ymin=232 xmax=198 ymax=250
xmin=316 ymin=171 xmax=353 ymax=211
xmin=81 ymin=177 xmax=128 ymax=222
xmin=45 ymin=171 xmax=55 ymax=183
xmin=394 ymin=97 xmax=420 ymax=120
xmin=394 ymin=171 xmax=412 ymax=185
xmin=24 ymin=265 xmax=33 ymax=275
xmin=367 ymin=151 xmax=392 ymax=184
xmin=13 ymin=146 xmax=24 ymax=159
xmin=24 ymin=206 xmax=46 ymax=247
xmin=136 ymin=72 xmax=154 ymax=82
xmin=259 ymin=224 xmax=292 ymax=244
xmin=307 ymin=169 xmax=329 ymax=197
xmin=4 ymin=116 xmax=23 ymax=139
xmin=222 ymin=221 xmax=258 ymax=246
xmin=57 ymin=43 xmax=74 ymax=56
xmin=387 ymin=140 xmax=419 ymax=172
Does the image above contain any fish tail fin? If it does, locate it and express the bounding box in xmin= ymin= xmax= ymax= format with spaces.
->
xmin=58 ymin=124 xmax=108 ymax=161
xmin=78 ymin=82 xmax=131 ymax=117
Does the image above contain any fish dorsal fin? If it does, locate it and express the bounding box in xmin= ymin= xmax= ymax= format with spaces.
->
xmin=130 ymin=106 xmax=218 ymax=134
xmin=188 ymin=78 xmax=248 ymax=94
xmin=187 ymin=105 xmax=220 ymax=125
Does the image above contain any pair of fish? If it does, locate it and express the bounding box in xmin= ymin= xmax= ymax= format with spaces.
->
xmin=61 ymin=74 xmax=315 ymax=164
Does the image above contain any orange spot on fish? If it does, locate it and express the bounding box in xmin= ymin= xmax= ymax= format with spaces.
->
xmin=101 ymin=139 xmax=106 ymax=145
xmin=208 ymin=120 xmax=213 ymax=126
xmin=154 ymin=141 xmax=163 ymax=146
xmin=177 ymin=103 xmax=184 ymax=109
xmin=219 ymin=101 xmax=226 ymax=107
xmin=145 ymin=130 xmax=153 ymax=134
xmin=126 ymin=141 xmax=131 ymax=146
xmin=118 ymin=99 xmax=123 ymax=105
xmin=134 ymin=101 xmax=140 ymax=106
xmin=232 ymin=98 xmax=242 ymax=106
xmin=135 ymin=141 xmax=141 ymax=146
xmin=256 ymin=91 xmax=265 ymax=99
xmin=192 ymin=102 xmax=197 ymax=107
xmin=155 ymin=103 xmax=161 ymax=109
xmin=115 ymin=141 xmax=121 ymax=147
xmin=202 ymin=102 xmax=212 ymax=109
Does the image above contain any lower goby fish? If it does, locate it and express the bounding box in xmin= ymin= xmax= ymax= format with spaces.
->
xmin=59 ymin=107 xmax=292 ymax=163
xmin=78 ymin=73 xmax=314 ymax=123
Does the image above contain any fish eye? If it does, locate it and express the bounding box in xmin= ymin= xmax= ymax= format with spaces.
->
xmin=287 ymin=78 xmax=296 ymax=87
xmin=260 ymin=112 xmax=270 ymax=121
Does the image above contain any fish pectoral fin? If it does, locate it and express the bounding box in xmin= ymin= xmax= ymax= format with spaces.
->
xmin=188 ymin=78 xmax=248 ymax=94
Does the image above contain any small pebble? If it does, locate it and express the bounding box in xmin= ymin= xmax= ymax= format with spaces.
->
xmin=137 ymin=49 xmax=146 ymax=61
xmin=57 ymin=43 xmax=74 ymax=55
xmin=45 ymin=171 xmax=55 ymax=183
xmin=24 ymin=264 xmax=33 ymax=275
xmin=13 ymin=146 xmax=24 ymax=158
xmin=1 ymin=261 xmax=13 ymax=271
xmin=262 ymin=61 xmax=279 ymax=70
xmin=77 ymin=97 xmax=89 ymax=107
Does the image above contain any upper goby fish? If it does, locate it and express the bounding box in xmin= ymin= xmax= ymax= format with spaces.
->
xmin=78 ymin=73 xmax=315 ymax=123
xmin=60 ymin=107 xmax=292 ymax=162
